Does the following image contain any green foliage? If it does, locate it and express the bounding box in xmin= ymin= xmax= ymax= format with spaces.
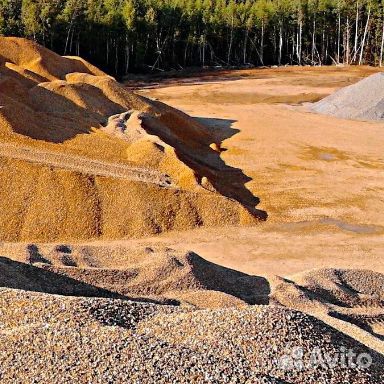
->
xmin=0 ymin=0 xmax=22 ymax=35
xmin=21 ymin=0 xmax=39 ymax=37
xmin=1 ymin=0 xmax=383 ymax=75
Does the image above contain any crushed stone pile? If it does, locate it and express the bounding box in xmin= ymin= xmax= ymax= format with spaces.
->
xmin=0 ymin=289 xmax=382 ymax=383
xmin=0 ymin=37 xmax=265 ymax=242
xmin=272 ymin=268 xmax=384 ymax=354
xmin=273 ymin=268 xmax=384 ymax=310
xmin=0 ymin=241 xmax=383 ymax=381
xmin=311 ymin=72 xmax=384 ymax=121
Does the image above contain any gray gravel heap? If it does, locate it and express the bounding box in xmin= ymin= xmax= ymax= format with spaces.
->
xmin=0 ymin=288 xmax=382 ymax=383
xmin=311 ymin=72 xmax=384 ymax=121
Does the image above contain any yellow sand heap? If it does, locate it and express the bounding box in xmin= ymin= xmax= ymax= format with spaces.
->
xmin=0 ymin=37 xmax=265 ymax=242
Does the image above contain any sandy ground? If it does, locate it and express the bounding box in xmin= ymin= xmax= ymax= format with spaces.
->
xmin=1 ymin=61 xmax=382 ymax=282
xmin=130 ymin=66 xmax=384 ymax=276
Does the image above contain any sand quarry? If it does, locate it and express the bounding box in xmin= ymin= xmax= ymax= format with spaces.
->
xmin=0 ymin=37 xmax=383 ymax=383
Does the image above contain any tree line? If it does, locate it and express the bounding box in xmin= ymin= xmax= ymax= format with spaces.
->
xmin=0 ymin=0 xmax=383 ymax=77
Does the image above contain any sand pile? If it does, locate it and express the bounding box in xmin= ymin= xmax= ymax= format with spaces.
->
xmin=0 ymin=37 xmax=265 ymax=242
xmin=0 ymin=246 xmax=269 ymax=307
xmin=311 ymin=72 xmax=384 ymax=120
xmin=0 ymin=290 xmax=382 ymax=383
xmin=0 ymin=37 xmax=105 ymax=80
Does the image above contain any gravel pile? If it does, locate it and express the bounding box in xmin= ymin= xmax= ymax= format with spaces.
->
xmin=272 ymin=268 xmax=384 ymax=309
xmin=140 ymin=306 xmax=383 ymax=383
xmin=271 ymin=268 xmax=384 ymax=356
xmin=0 ymin=288 xmax=382 ymax=383
xmin=311 ymin=72 xmax=384 ymax=121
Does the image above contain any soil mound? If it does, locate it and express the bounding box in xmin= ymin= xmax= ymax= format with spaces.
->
xmin=0 ymin=37 xmax=265 ymax=242
xmin=311 ymin=72 xmax=384 ymax=120
xmin=0 ymin=292 xmax=382 ymax=383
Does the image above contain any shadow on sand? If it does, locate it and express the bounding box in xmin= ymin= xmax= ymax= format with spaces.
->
xmin=194 ymin=117 xmax=239 ymax=143
xmin=192 ymin=116 xmax=267 ymax=219
xmin=3 ymin=62 xmax=267 ymax=220
xmin=0 ymin=62 xmax=131 ymax=143
xmin=0 ymin=249 xmax=271 ymax=306
xmin=143 ymin=100 xmax=268 ymax=220
xmin=0 ymin=256 xmax=173 ymax=305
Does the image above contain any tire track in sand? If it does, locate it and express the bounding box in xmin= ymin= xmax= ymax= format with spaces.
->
xmin=0 ymin=142 xmax=174 ymax=188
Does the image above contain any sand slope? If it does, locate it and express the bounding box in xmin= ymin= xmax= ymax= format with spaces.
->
xmin=0 ymin=37 xmax=106 ymax=80
xmin=0 ymin=37 xmax=265 ymax=242
xmin=0 ymin=245 xmax=270 ymax=307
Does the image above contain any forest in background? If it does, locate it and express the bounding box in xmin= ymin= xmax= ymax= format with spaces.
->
xmin=0 ymin=0 xmax=383 ymax=77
